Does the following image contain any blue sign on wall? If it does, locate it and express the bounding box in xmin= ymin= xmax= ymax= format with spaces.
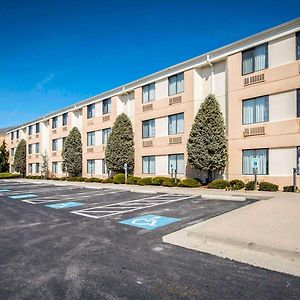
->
xmin=119 ymin=214 xmax=180 ymax=230
xmin=46 ymin=202 xmax=84 ymax=209
xmin=9 ymin=194 xmax=37 ymax=199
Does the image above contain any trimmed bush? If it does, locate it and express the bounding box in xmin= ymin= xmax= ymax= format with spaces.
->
xmin=228 ymin=179 xmax=245 ymax=191
xmin=84 ymin=177 xmax=102 ymax=183
xmin=66 ymin=177 xmax=78 ymax=181
xmin=178 ymin=178 xmax=200 ymax=188
xmin=126 ymin=176 xmax=141 ymax=185
xmin=137 ymin=177 xmax=153 ymax=186
xmin=283 ymin=185 xmax=298 ymax=192
xmin=245 ymin=180 xmax=256 ymax=191
xmin=162 ymin=178 xmax=178 ymax=187
xmin=258 ymin=181 xmax=279 ymax=192
xmin=151 ymin=176 xmax=169 ymax=186
xmin=76 ymin=177 xmax=86 ymax=182
xmin=102 ymin=178 xmax=114 ymax=183
xmin=207 ymin=179 xmax=229 ymax=189
xmin=0 ymin=173 xmax=21 ymax=179
xmin=113 ymin=173 xmax=125 ymax=184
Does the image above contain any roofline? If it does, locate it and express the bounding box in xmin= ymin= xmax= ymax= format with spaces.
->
xmin=6 ymin=17 xmax=300 ymax=134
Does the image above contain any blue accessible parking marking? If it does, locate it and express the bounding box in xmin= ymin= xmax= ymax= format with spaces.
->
xmin=0 ymin=189 xmax=11 ymax=192
xmin=46 ymin=202 xmax=84 ymax=209
xmin=119 ymin=214 xmax=180 ymax=230
xmin=9 ymin=194 xmax=37 ymax=199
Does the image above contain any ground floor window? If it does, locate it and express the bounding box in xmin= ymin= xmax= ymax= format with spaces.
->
xmin=142 ymin=156 xmax=155 ymax=174
xmin=87 ymin=159 xmax=95 ymax=175
xmin=242 ymin=149 xmax=268 ymax=175
xmin=102 ymin=159 xmax=108 ymax=174
xmin=35 ymin=163 xmax=40 ymax=174
xmin=28 ymin=163 xmax=33 ymax=174
xmin=297 ymin=146 xmax=300 ymax=175
xmin=52 ymin=162 xmax=58 ymax=174
xmin=168 ymin=154 xmax=184 ymax=174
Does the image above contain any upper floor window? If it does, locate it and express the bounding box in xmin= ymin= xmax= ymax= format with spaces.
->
xmin=242 ymin=43 xmax=268 ymax=75
xmin=87 ymin=131 xmax=95 ymax=146
xmin=87 ymin=159 xmax=95 ymax=174
xmin=102 ymin=128 xmax=112 ymax=144
xmin=11 ymin=148 xmax=14 ymax=156
xmin=103 ymin=98 xmax=111 ymax=115
xmin=62 ymin=137 xmax=67 ymax=148
xmin=87 ymin=104 xmax=95 ymax=119
xmin=243 ymin=149 xmax=268 ymax=175
xmin=297 ymin=146 xmax=300 ymax=175
xmin=168 ymin=154 xmax=184 ymax=174
xmin=296 ymin=32 xmax=300 ymax=60
xmin=36 ymin=123 xmax=40 ymax=133
xmin=52 ymin=116 xmax=58 ymax=129
xmin=168 ymin=113 xmax=184 ymax=135
xmin=142 ymin=83 xmax=155 ymax=103
xmin=297 ymin=89 xmax=300 ymax=118
xmin=28 ymin=144 xmax=33 ymax=154
xmin=142 ymin=156 xmax=155 ymax=174
xmin=168 ymin=73 xmax=184 ymax=96
xmin=10 ymin=132 xmax=14 ymax=140
xmin=62 ymin=113 xmax=68 ymax=126
xmin=142 ymin=119 xmax=155 ymax=139
xmin=35 ymin=143 xmax=40 ymax=154
xmin=52 ymin=139 xmax=58 ymax=151
xmin=16 ymin=130 xmax=19 ymax=139
xmin=28 ymin=125 xmax=33 ymax=135
xmin=243 ymin=96 xmax=269 ymax=125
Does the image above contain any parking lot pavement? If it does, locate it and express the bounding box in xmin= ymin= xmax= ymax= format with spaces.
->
xmin=0 ymin=180 xmax=299 ymax=299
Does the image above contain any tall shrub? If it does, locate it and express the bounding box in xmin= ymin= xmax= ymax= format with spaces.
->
xmin=14 ymin=139 xmax=27 ymax=177
xmin=62 ymin=127 xmax=82 ymax=176
xmin=187 ymin=94 xmax=227 ymax=181
xmin=0 ymin=141 xmax=9 ymax=172
xmin=105 ymin=113 xmax=134 ymax=173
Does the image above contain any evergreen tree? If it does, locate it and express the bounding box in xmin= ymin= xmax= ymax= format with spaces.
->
xmin=41 ymin=153 xmax=49 ymax=179
xmin=62 ymin=127 xmax=82 ymax=177
xmin=105 ymin=113 xmax=134 ymax=173
xmin=0 ymin=141 xmax=9 ymax=173
xmin=14 ymin=139 xmax=27 ymax=177
xmin=187 ymin=94 xmax=227 ymax=180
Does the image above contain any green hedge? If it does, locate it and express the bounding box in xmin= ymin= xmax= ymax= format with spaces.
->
xmin=85 ymin=177 xmax=103 ymax=183
xmin=150 ymin=177 xmax=169 ymax=186
xmin=113 ymin=173 xmax=125 ymax=184
xmin=162 ymin=178 xmax=179 ymax=187
xmin=126 ymin=176 xmax=141 ymax=185
xmin=178 ymin=178 xmax=200 ymax=188
xmin=245 ymin=180 xmax=256 ymax=191
xmin=207 ymin=179 xmax=229 ymax=189
xmin=258 ymin=182 xmax=279 ymax=192
xmin=137 ymin=177 xmax=153 ymax=186
xmin=0 ymin=173 xmax=21 ymax=179
xmin=102 ymin=178 xmax=114 ymax=183
xmin=228 ymin=179 xmax=245 ymax=190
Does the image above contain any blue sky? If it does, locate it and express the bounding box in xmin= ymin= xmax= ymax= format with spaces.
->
xmin=0 ymin=0 xmax=299 ymax=127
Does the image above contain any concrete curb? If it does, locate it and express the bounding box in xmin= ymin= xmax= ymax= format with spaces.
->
xmin=201 ymin=194 xmax=246 ymax=201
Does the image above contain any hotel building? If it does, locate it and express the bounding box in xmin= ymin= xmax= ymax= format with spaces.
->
xmin=5 ymin=18 xmax=300 ymax=187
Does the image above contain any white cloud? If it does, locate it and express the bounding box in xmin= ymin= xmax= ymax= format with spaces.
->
xmin=35 ymin=73 xmax=55 ymax=91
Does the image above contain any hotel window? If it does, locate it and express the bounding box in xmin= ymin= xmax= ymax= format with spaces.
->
xmin=87 ymin=104 xmax=95 ymax=119
xmin=102 ymin=128 xmax=112 ymax=144
xmin=242 ymin=43 xmax=268 ymax=75
xmin=28 ymin=125 xmax=33 ymax=135
xmin=168 ymin=113 xmax=184 ymax=135
xmin=168 ymin=73 xmax=184 ymax=96
xmin=142 ymin=119 xmax=155 ymax=138
xmin=36 ymin=123 xmax=40 ymax=133
xmin=35 ymin=143 xmax=40 ymax=154
xmin=35 ymin=163 xmax=40 ymax=174
xmin=28 ymin=144 xmax=33 ymax=154
xmin=52 ymin=116 xmax=58 ymax=129
xmin=103 ymin=98 xmax=112 ymax=115
xmin=102 ymin=159 xmax=108 ymax=174
xmin=243 ymin=96 xmax=269 ymax=125
xmin=28 ymin=163 xmax=33 ymax=174
xmin=11 ymin=148 xmax=14 ymax=156
xmin=142 ymin=83 xmax=155 ymax=103
xmin=297 ymin=89 xmax=300 ymax=118
xmin=87 ymin=131 xmax=95 ymax=146
xmin=242 ymin=149 xmax=269 ymax=175
xmin=87 ymin=159 xmax=95 ymax=174
xmin=168 ymin=154 xmax=184 ymax=174
xmin=62 ymin=137 xmax=67 ymax=147
xmin=10 ymin=132 xmax=14 ymax=140
xmin=52 ymin=139 xmax=58 ymax=151
xmin=52 ymin=162 xmax=58 ymax=174
xmin=142 ymin=156 xmax=155 ymax=174
xmin=62 ymin=113 xmax=68 ymax=126
xmin=297 ymin=32 xmax=300 ymax=60
xmin=297 ymin=147 xmax=300 ymax=175
xmin=16 ymin=130 xmax=19 ymax=139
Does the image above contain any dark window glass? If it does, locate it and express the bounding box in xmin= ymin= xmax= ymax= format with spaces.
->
xmin=87 ymin=104 xmax=95 ymax=119
xmin=296 ymin=32 xmax=300 ymax=60
xmin=62 ymin=113 xmax=68 ymax=126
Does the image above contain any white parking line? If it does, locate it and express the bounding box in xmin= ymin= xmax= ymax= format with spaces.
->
xmin=71 ymin=194 xmax=198 ymax=219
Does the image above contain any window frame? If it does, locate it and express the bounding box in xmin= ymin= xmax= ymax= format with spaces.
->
xmin=142 ymin=156 xmax=155 ymax=174
xmin=297 ymin=89 xmax=300 ymax=118
xmin=87 ymin=104 xmax=95 ymax=119
xmin=242 ymin=95 xmax=269 ymax=125
xmin=52 ymin=162 xmax=58 ymax=174
xmin=242 ymin=148 xmax=269 ymax=175
xmin=52 ymin=139 xmax=58 ymax=151
xmin=87 ymin=159 xmax=96 ymax=174
xmin=297 ymin=146 xmax=300 ymax=175
xmin=35 ymin=123 xmax=40 ymax=133
xmin=168 ymin=154 xmax=184 ymax=174
xmin=28 ymin=125 xmax=33 ymax=136
xmin=142 ymin=119 xmax=155 ymax=139
xmin=142 ymin=82 xmax=155 ymax=103
xmin=62 ymin=113 xmax=68 ymax=126
xmin=102 ymin=98 xmax=112 ymax=115
xmin=28 ymin=163 xmax=33 ymax=174
xmin=168 ymin=113 xmax=184 ymax=135
xmin=35 ymin=143 xmax=40 ymax=154
xmin=87 ymin=131 xmax=96 ymax=146
xmin=242 ymin=43 xmax=268 ymax=75
xmin=168 ymin=73 xmax=184 ymax=96
xmin=296 ymin=31 xmax=300 ymax=60
xmin=28 ymin=144 xmax=33 ymax=154
xmin=35 ymin=163 xmax=40 ymax=174
xmin=102 ymin=128 xmax=112 ymax=145
xmin=52 ymin=116 xmax=58 ymax=129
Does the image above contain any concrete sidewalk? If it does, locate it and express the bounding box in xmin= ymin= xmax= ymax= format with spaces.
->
xmin=163 ymin=192 xmax=300 ymax=277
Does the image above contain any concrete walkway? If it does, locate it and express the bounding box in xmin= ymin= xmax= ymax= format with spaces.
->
xmin=163 ymin=192 xmax=300 ymax=277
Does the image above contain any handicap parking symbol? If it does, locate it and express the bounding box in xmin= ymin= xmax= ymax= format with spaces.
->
xmin=119 ymin=214 xmax=180 ymax=230
xmin=46 ymin=202 xmax=84 ymax=209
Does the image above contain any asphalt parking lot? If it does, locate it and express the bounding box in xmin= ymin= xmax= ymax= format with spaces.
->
xmin=0 ymin=180 xmax=299 ymax=299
